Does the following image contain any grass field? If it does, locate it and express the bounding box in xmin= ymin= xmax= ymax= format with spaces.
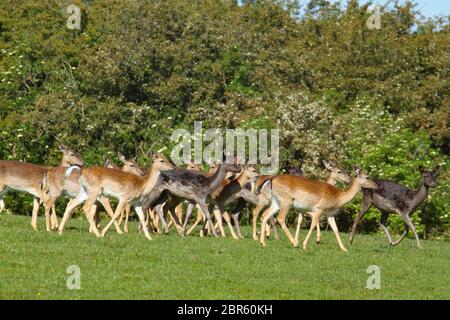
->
xmin=0 ymin=214 xmax=449 ymax=300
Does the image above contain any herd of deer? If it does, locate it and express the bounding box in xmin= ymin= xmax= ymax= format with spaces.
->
xmin=0 ymin=145 xmax=442 ymax=251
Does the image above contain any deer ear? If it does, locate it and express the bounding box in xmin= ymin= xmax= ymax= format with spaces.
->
xmin=59 ymin=144 xmax=68 ymax=152
xmin=118 ymin=153 xmax=126 ymax=162
xmin=418 ymin=165 xmax=425 ymax=173
xmin=323 ymin=160 xmax=333 ymax=170
xmin=353 ymin=166 xmax=361 ymax=175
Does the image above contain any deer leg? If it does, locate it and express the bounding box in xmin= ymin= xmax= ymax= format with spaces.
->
xmin=42 ymin=198 xmax=54 ymax=232
xmin=50 ymin=204 xmax=58 ymax=229
xmin=98 ymin=197 xmax=123 ymax=234
xmin=133 ymin=205 xmax=153 ymax=240
xmin=349 ymin=192 xmax=372 ymax=245
xmin=213 ymin=205 xmax=227 ymax=237
xmin=327 ymin=216 xmax=347 ymax=251
xmin=58 ymin=197 xmax=84 ymax=235
xmin=89 ymin=204 xmax=99 ymax=233
xmin=303 ymin=209 xmax=323 ymax=250
xmin=123 ymin=204 xmax=131 ymax=233
xmin=380 ymin=211 xmax=393 ymax=245
xmin=392 ymin=223 xmax=409 ymax=246
xmin=164 ymin=199 xmax=184 ymax=235
xmin=276 ymin=204 xmax=297 ymax=247
xmin=175 ymin=203 xmax=183 ymax=226
xmin=82 ymin=196 xmax=102 ymax=237
xmin=182 ymin=203 xmax=194 ymax=231
xmin=313 ymin=212 xmax=321 ymax=244
xmin=101 ymin=199 xmax=127 ymax=237
xmin=187 ymin=206 xmax=203 ymax=236
xmin=155 ymin=204 xmax=169 ymax=234
xmin=231 ymin=212 xmax=244 ymax=239
xmin=31 ymin=197 xmax=40 ymax=231
xmin=259 ymin=202 xmax=280 ymax=247
xmin=403 ymin=215 xmax=421 ymax=249
xmin=294 ymin=213 xmax=303 ymax=244
xmin=222 ymin=210 xmax=239 ymax=239
xmin=198 ymin=201 xmax=217 ymax=237
xmin=252 ymin=203 xmax=265 ymax=241
xmin=0 ymin=186 xmax=5 ymax=213
xmin=268 ymin=216 xmax=280 ymax=240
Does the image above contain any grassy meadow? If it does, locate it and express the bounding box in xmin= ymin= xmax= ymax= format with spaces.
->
xmin=0 ymin=214 xmax=448 ymax=300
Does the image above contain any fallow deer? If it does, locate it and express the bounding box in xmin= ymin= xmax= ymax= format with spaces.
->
xmin=57 ymin=153 xmax=174 ymax=240
xmin=207 ymin=164 xmax=260 ymax=239
xmin=349 ymin=165 xmax=441 ymax=248
xmin=148 ymin=158 xmax=242 ymax=237
xmin=294 ymin=160 xmax=351 ymax=244
xmin=259 ymin=167 xmax=378 ymax=251
xmin=113 ymin=154 xmax=146 ymax=232
xmin=0 ymin=144 xmax=84 ymax=231
xmin=91 ymin=155 xmax=146 ymax=232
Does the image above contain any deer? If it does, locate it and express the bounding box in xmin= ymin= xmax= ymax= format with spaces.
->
xmin=111 ymin=155 xmax=146 ymax=232
xmin=90 ymin=155 xmax=146 ymax=232
xmin=57 ymin=153 xmax=174 ymax=240
xmin=294 ymin=160 xmax=351 ymax=244
xmin=143 ymin=157 xmax=242 ymax=238
xmin=206 ymin=164 xmax=261 ymax=239
xmin=181 ymin=163 xmax=226 ymax=236
xmin=0 ymin=144 xmax=84 ymax=231
xmin=236 ymin=160 xmax=307 ymax=240
xmin=259 ymin=167 xmax=378 ymax=251
xmin=41 ymin=154 xmax=145 ymax=235
xmin=223 ymin=160 xmax=350 ymax=242
xmin=349 ymin=165 xmax=441 ymax=249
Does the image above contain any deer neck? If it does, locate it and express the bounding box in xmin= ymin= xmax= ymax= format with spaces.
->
xmin=206 ymin=164 xmax=227 ymax=194
xmin=59 ymin=160 xmax=71 ymax=168
xmin=325 ymin=175 xmax=337 ymax=186
xmin=410 ymin=179 xmax=429 ymax=211
xmin=139 ymin=167 xmax=161 ymax=196
xmin=336 ymin=179 xmax=362 ymax=208
xmin=236 ymin=172 xmax=251 ymax=188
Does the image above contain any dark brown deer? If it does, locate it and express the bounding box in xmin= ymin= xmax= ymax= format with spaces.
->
xmin=349 ymin=165 xmax=441 ymax=248
xmin=154 ymin=159 xmax=242 ymax=237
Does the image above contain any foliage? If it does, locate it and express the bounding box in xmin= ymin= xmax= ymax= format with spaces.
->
xmin=0 ymin=0 xmax=448 ymax=238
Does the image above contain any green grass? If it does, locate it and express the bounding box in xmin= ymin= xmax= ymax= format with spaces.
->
xmin=0 ymin=214 xmax=449 ymax=300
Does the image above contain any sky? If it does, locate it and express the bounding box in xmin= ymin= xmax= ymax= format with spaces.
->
xmin=238 ymin=1 xmax=450 ymax=18
xmin=326 ymin=0 xmax=449 ymax=17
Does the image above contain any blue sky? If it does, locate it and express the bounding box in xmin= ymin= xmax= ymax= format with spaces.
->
xmin=238 ymin=1 xmax=450 ymax=18
xmin=327 ymin=1 xmax=449 ymax=17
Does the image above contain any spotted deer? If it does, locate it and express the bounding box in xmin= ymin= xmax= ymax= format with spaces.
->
xmin=57 ymin=153 xmax=174 ymax=240
xmin=0 ymin=144 xmax=84 ymax=231
xmin=259 ymin=167 xmax=378 ymax=251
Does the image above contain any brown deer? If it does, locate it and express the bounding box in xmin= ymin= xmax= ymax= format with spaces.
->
xmin=207 ymin=164 xmax=260 ymax=239
xmin=0 ymin=144 xmax=84 ymax=231
xmin=259 ymin=167 xmax=378 ymax=251
xmin=91 ymin=155 xmax=146 ymax=232
xmin=113 ymin=154 xmax=146 ymax=232
xmin=294 ymin=160 xmax=351 ymax=244
xmin=57 ymin=153 xmax=174 ymax=240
